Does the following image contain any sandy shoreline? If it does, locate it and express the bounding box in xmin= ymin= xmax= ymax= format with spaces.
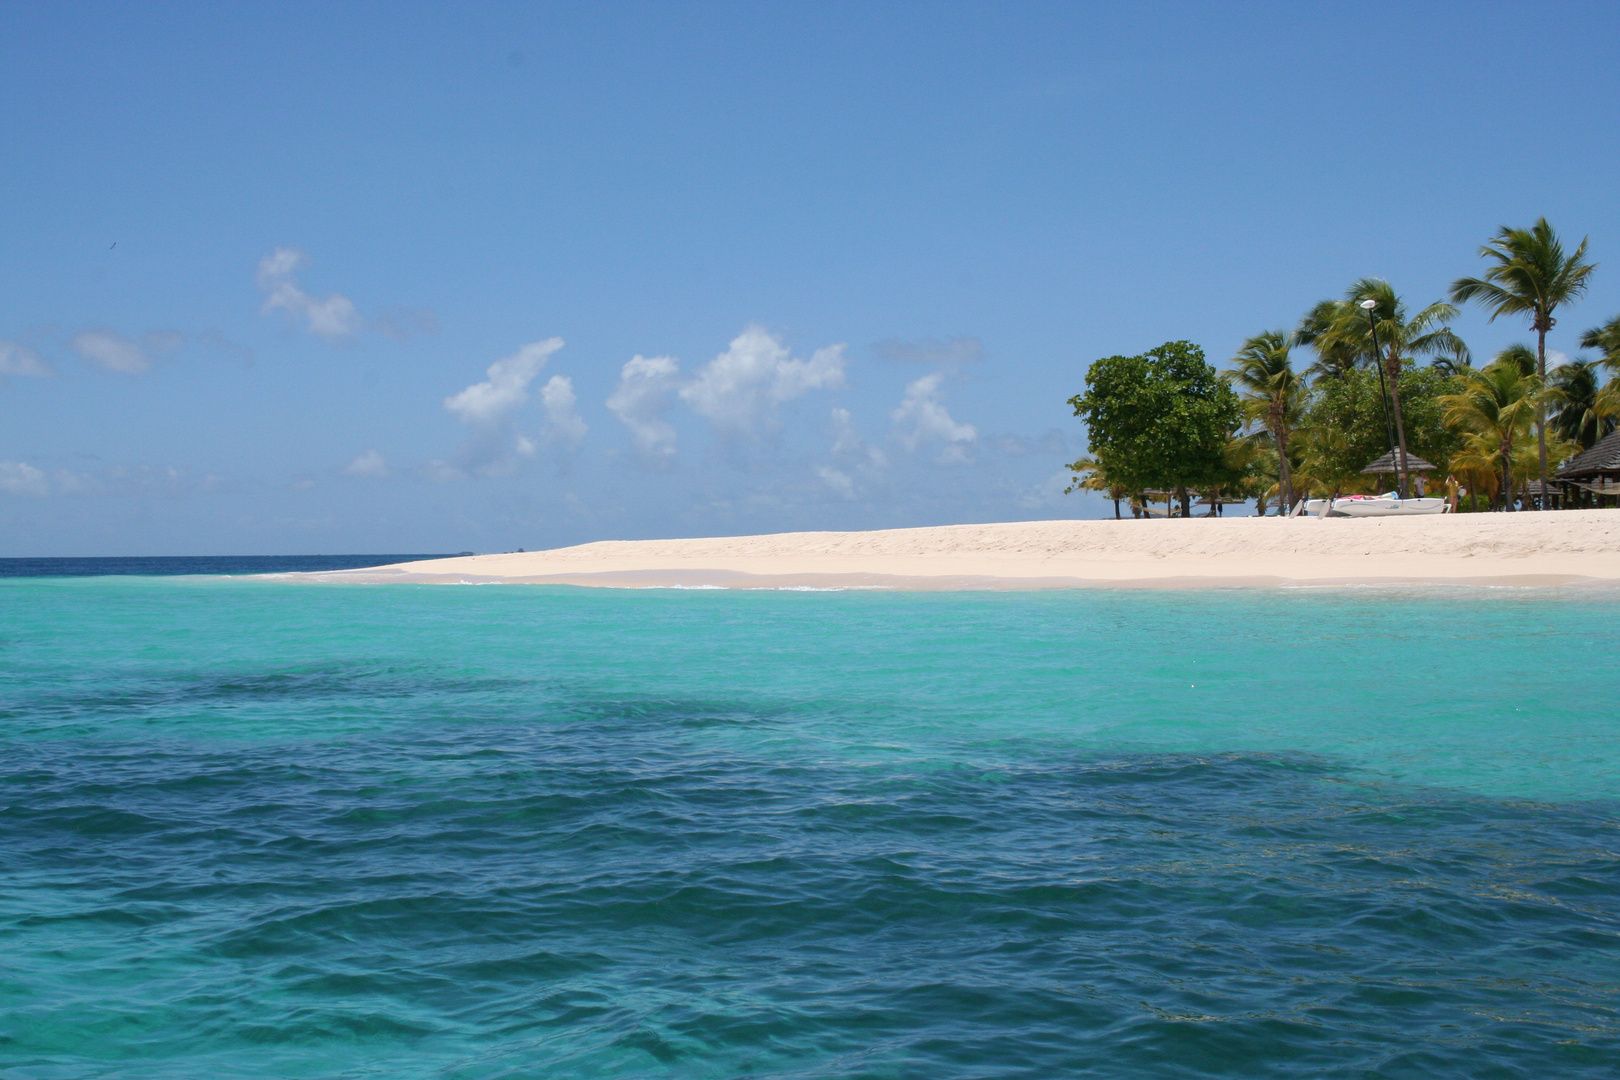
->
xmin=284 ymin=510 xmax=1620 ymax=590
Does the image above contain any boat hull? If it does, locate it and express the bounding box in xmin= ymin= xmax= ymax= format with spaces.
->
xmin=1330 ymin=496 xmax=1447 ymax=517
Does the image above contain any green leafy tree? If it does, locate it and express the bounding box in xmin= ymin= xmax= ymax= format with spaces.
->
xmin=1298 ymin=366 xmax=1463 ymax=496
xmin=1296 ymin=301 xmax=1362 ymax=379
xmin=1070 ymin=341 xmax=1241 ymax=519
xmin=1581 ymin=314 xmax=1620 ymax=372
xmin=1223 ymin=330 xmax=1305 ymax=510
xmin=1580 ymin=315 xmax=1620 ymax=420
xmin=1548 ymin=360 xmax=1616 ymax=449
xmin=1451 ymin=218 xmax=1597 ymax=508
xmin=1493 ymin=343 xmax=1538 ymax=376
xmin=1064 ymin=455 xmax=1132 ymax=519
xmin=1295 ymin=280 xmax=1468 ymax=498
xmin=1439 ymin=361 xmax=1545 ymax=511
xmin=1219 ymin=434 xmax=1272 ymax=515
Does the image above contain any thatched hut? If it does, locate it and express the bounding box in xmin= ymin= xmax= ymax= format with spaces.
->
xmin=1555 ymin=428 xmax=1620 ymax=508
xmin=1360 ymin=450 xmax=1439 ymax=495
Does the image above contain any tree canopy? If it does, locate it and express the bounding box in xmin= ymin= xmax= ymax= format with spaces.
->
xmin=1069 ymin=341 xmax=1239 ymax=514
xmin=1298 ymin=366 xmax=1464 ymax=494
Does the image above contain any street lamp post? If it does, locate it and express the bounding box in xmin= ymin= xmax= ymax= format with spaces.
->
xmin=1360 ymin=298 xmax=1408 ymax=499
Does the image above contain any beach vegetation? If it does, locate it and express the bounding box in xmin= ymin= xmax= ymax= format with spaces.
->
xmin=1295 ymin=279 xmax=1468 ymax=498
xmin=1063 ymin=455 xmax=1132 ymax=519
xmin=1439 ymin=360 xmax=1545 ymax=511
xmin=1580 ymin=315 xmax=1620 ymax=422
xmin=1069 ymin=341 xmax=1240 ymax=519
xmin=1452 ymin=219 xmax=1597 ymax=507
xmin=1067 ymin=218 xmax=1619 ymax=516
xmin=1548 ymin=359 xmax=1617 ymax=450
xmin=1224 ymin=331 xmax=1305 ymax=510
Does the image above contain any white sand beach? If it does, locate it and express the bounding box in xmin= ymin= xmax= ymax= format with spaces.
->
xmin=298 ymin=509 xmax=1620 ymax=589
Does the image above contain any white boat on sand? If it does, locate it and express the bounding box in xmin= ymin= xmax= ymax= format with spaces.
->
xmin=1304 ymin=493 xmax=1449 ymax=517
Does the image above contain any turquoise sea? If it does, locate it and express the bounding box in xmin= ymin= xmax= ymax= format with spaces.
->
xmin=2 ymin=568 xmax=1617 ymax=1078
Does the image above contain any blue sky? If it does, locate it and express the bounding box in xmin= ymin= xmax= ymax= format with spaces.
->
xmin=2 ymin=1 xmax=1618 ymax=555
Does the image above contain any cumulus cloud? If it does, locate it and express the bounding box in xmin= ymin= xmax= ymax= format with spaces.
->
xmin=0 ymin=461 xmax=49 ymax=496
xmin=344 ymin=449 xmax=388 ymax=478
xmin=874 ymin=336 xmax=984 ymax=367
xmin=256 ymin=248 xmax=365 ymax=342
xmin=0 ymin=340 xmax=51 ymax=378
xmin=608 ymin=355 xmax=681 ymax=458
xmin=438 ymin=337 xmax=568 ymax=478
xmin=444 ymin=338 xmax=565 ymax=425
xmin=540 ymin=375 xmax=588 ymax=446
xmin=679 ymin=325 xmax=846 ymax=435
xmin=70 ymin=329 xmax=153 ymax=373
xmin=892 ymin=372 xmax=978 ymax=463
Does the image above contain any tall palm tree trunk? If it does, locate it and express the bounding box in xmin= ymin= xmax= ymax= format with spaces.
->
xmin=1385 ymin=347 xmax=1412 ymax=498
xmin=1501 ymin=438 xmax=1514 ymax=511
xmin=1273 ymin=406 xmax=1292 ymax=512
xmin=1535 ymin=324 xmax=1549 ymax=510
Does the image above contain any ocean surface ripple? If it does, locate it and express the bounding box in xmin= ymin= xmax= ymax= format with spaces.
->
xmin=1 ymin=577 xmax=1616 ymax=1078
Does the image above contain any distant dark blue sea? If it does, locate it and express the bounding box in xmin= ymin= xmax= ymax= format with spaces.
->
xmin=0 ymin=554 xmax=456 ymax=578
xmin=1 ymin=577 xmax=1616 ymax=1078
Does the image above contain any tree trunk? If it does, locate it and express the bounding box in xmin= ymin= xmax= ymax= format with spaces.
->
xmin=1386 ymin=346 xmax=1412 ymax=499
xmin=1113 ymin=495 xmax=1121 ymax=519
xmin=1501 ymin=442 xmax=1513 ymax=511
xmin=1535 ymin=324 xmax=1550 ymax=510
xmin=1178 ymin=486 xmax=1191 ymax=519
xmin=1274 ymin=410 xmax=1292 ymax=512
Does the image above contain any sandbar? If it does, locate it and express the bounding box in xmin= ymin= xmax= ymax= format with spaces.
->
xmin=288 ymin=510 xmax=1620 ymax=590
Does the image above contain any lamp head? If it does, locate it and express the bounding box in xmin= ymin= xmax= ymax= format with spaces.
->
xmin=1359 ymin=299 xmax=1377 ymax=311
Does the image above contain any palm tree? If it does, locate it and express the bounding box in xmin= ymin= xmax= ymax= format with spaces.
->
xmin=1296 ymin=301 xmax=1362 ymax=379
xmin=1581 ymin=314 xmax=1620 ymax=373
xmin=1493 ymin=343 xmax=1538 ymax=376
xmin=1065 ymin=455 xmax=1131 ymax=519
xmin=1580 ymin=316 xmax=1620 ymax=419
xmin=1293 ymin=421 xmax=1365 ymax=507
xmin=1548 ymin=359 xmax=1616 ymax=450
xmin=1448 ymin=431 xmax=1503 ymax=512
xmin=1298 ymin=280 xmax=1469 ymax=498
xmin=1224 ymin=330 xmax=1305 ymax=511
xmin=1450 ymin=218 xmax=1597 ymax=508
xmin=1439 ymin=361 xmax=1544 ymax=511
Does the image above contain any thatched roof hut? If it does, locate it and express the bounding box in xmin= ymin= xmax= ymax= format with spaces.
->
xmin=1360 ymin=450 xmax=1438 ymax=475
xmin=1556 ymin=429 xmax=1620 ymax=498
xmin=1556 ymin=429 xmax=1620 ymax=482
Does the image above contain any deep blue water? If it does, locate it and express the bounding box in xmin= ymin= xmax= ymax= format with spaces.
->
xmin=1 ymin=578 xmax=1616 ymax=1078
xmin=0 ymin=554 xmax=458 ymax=577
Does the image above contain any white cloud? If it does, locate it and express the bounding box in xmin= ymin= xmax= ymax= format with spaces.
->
xmin=70 ymin=329 xmax=151 ymax=373
xmin=679 ymin=325 xmax=846 ymax=435
xmin=1548 ymin=350 xmax=1570 ymax=368
xmin=540 ymin=375 xmax=588 ymax=446
xmin=0 ymin=461 xmax=49 ymax=496
xmin=892 ymin=372 xmax=977 ymax=463
xmin=608 ymin=354 xmax=681 ymax=458
xmin=344 ymin=449 xmax=388 ymax=478
xmin=444 ymin=338 xmax=565 ymax=425
xmin=256 ymin=248 xmax=365 ymax=342
xmin=0 ymin=340 xmax=50 ymax=377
